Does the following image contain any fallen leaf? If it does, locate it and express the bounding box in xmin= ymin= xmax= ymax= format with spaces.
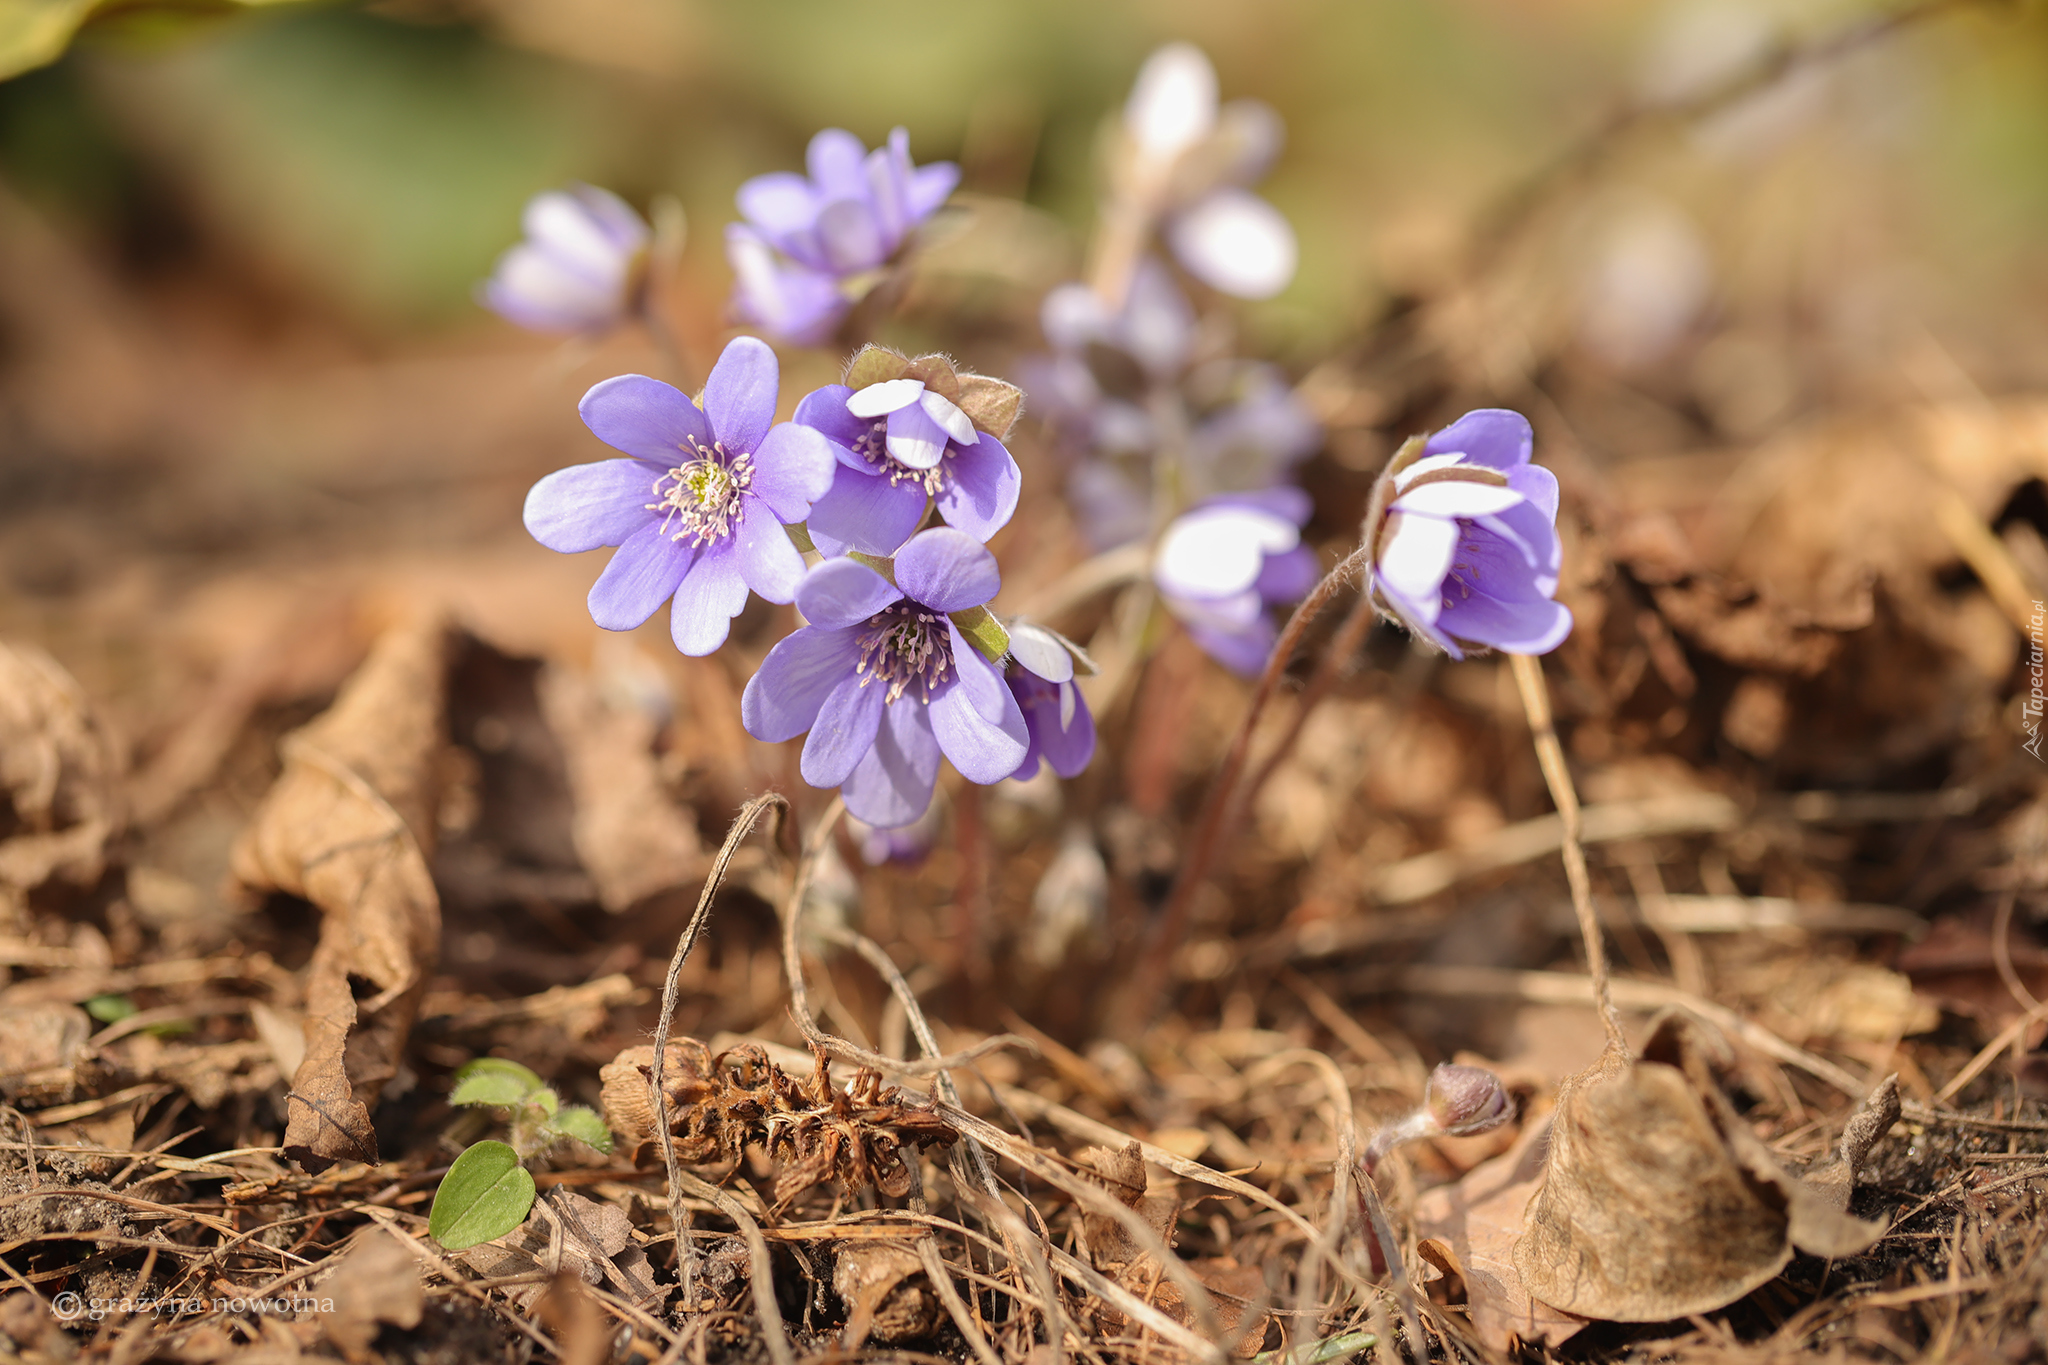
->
xmin=0 ymin=640 xmax=121 ymax=891
xmin=834 ymin=1241 xmax=939 ymax=1347
xmin=1511 ymin=1013 xmax=1888 ymax=1322
xmin=320 ymin=1225 xmax=424 ymax=1358
xmin=231 ymin=616 xmax=449 ymax=1169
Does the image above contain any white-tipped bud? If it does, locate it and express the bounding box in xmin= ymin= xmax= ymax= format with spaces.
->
xmin=1424 ymin=1063 xmax=1513 ymax=1137
xmin=1124 ymin=43 xmax=1218 ymax=164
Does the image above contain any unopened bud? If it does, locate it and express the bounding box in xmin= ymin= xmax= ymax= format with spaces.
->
xmin=1424 ymin=1063 xmax=1513 ymax=1137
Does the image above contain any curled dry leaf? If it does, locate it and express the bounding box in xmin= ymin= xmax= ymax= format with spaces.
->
xmin=319 ymin=1225 xmax=424 ymax=1357
xmin=0 ymin=640 xmax=121 ymax=891
xmin=1510 ymin=1012 xmax=1891 ymax=1323
xmin=230 ymin=616 xmax=450 ymax=1170
xmin=535 ymin=659 xmax=701 ymax=912
xmin=834 ymin=1241 xmax=940 ymax=1347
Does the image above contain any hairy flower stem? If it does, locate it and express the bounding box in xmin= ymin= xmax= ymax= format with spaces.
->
xmin=1117 ymin=542 xmax=1375 ymax=1037
xmin=1508 ymin=651 xmax=1623 ymax=1050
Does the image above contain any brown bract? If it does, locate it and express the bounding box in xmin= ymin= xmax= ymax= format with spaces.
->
xmin=843 ymin=344 xmax=1024 ymax=441
xmin=230 ymin=615 xmax=450 ymax=1170
xmin=1510 ymin=1012 xmax=1893 ymax=1323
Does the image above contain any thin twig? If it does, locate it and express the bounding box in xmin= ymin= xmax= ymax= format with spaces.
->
xmin=1509 ymin=651 xmax=1623 ymax=1050
xmin=654 ymin=793 xmax=787 ymax=1314
xmin=1126 ymin=543 xmax=1376 ymax=1033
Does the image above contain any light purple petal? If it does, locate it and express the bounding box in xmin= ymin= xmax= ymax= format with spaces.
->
xmin=808 ymin=464 xmax=927 ymax=556
xmin=1377 ymin=581 xmax=1463 ymax=659
xmin=1185 ymin=618 xmax=1275 ymax=678
xmin=589 ymin=521 xmax=694 ymax=631
xmin=741 ymin=627 xmax=861 ymax=742
xmin=795 ymin=384 xmax=868 ymax=447
xmin=725 ymin=226 xmax=846 ymax=344
xmin=564 ymin=184 xmax=651 ymax=252
xmin=524 ymin=459 xmax=659 ymax=553
xmin=1038 ymin=683 xmax=1096 ymax=778
xmin=579 ymin=375 xmax=713 ymax=463
xmin=907 ymin=161 xmax=960 ymax=220
xmin=523 ymin=190 xmax=636 ymax=281
xmin=919 ymin=391 xmax=975 ymax=445
xmin=733 ymin=496 xmax=807 ymax=604
xmin=1473 ymin=501 xmax=1564 ymax=595
xmin=865 ymin=129 xmax=912 ymax=246
xmin=1255 ymin=543 xmax=1320 ymax=603
xmin=802 ymin=675 xmax=887 ymax=788
xmin=1041 ymin=283 xmax=1110 ymax=351
xmin=669 ymin=541 xmax=750 ymax=656
xmin=749 ymin=421 xmax=838 ymax=521
xmin=703 ymin=336 xmax=780 ymax=456
xmin=885 ymin=401 xmax=949 ymax=470
xmin=816 ymin=198 xmax=887 ymax=272
xmin=895 ymin=528 xmax=1001 ymax=612
xmin=807 ymin=128 xmax=871 ymax=199
xmin=1120 ymin=258 xmax=1195 ymax=378
xmin=1438 ymin=592 xmax=1574 ymax=655
xmin=1423 ymin=409 xmax=1533 ymax=473
xmin=484 ymin=246 xmax=617 ymax=332
xmin=848 ymin=378 xmax=925 ymax=418
xmin=933 ymin=432 xmax=1020 ymax=541
xmin=737 ymin=172 xmax=821 ymax=243
xmin=1167 ymin=189 xmax=1297 ymax=299
xmin=841 ymin=701 xmax=942 ymax=828
xmin=796 ymin=556 xmax=900 ymax=628
xmin=1506 ymin=462 xmax=1561 ymax=524
xmin=1007 ymin=622 xmax=1073 ymax=684
xmin=1391 ymin=481 xmax=1525 ymax=519
xmin=928 ymin=643 xmax=1028 ymax=783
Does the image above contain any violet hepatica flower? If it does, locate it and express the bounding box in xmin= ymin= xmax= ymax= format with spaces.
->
xmin=795 ymin=352 xmax=1022 ymax=556
xmin=484 ymin=185 xmax=651 ymax=334
xmin=1154 ymin=488 xmax=1319 ymax=677
xmin=741 ymin=529 xmax=1028 ymax=827
xmin=523 ymin=336 xmax=836 ymax=656
xmin=1366 ymin=409 xmax=1572 ymax=658
xmin=1004 ymin=621 xmax=1096 ymax=781
xmin=726 ymin=127 xmax=959 ymax=344
xmin=1120 ymin=44 xmax=1296 ymax=299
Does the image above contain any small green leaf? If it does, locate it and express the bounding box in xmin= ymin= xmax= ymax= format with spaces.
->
xmin=846 ymin=550 xmax=896 ymax=581
xmin=532 ymin=1087 xmax=559 ymax=1118
xmin=84 ymin=994 xmax=136 ymax=1024
xmin=549 ymin=1106 xmax=615 ymax=1154
xmin=949 ymin=606 xmax=1011 ymax=665
xmin=449 ymin=1058 xmax=546 ymax=1108
xmin=1250 ymin=1330 xmax=1378 ymax=1365
xmin=428 ymin=1141 xmax=536 ymax=1251
xmin=785 ymin=521 xmax=817 ymax=554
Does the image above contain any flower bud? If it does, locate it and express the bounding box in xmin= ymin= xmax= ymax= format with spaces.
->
xmin=1424 ymin=1063 xmax=1513 ymax=1137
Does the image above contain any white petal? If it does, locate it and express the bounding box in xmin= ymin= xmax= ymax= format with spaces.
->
xmin=1124 ymin=43 xmax=1217 ymax=162
xmin=885 ymin=402 xmax=948 ymax=469
xmin=1154 ymin=506 xmax=1297 ymax=599
xmin=1008 ymin=622 xmax=1074 ymax=684
xmin=524 ymin=192 xmax=629 ymax=280
xmin=1392 ymin=483 xmax=1525 ymax=518
xmin=920 ymin=390 xmax=976 ymax=445
xmin=1374 ymin=511 xmax=1459 ymax=617
xmin=1167 ymin=190 xmax=1296 ymax=299
xmin=1041 ymin=283 xmax=1109 ymax=350
xmin=848 ymin=378 xmax=927 ymax=418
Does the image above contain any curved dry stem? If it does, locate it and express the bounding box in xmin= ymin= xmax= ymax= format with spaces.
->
xmin=1508 ymin=651 xmax=1623 ymax=1051
xmin=1125 ymin=542 xmax=1376 ymax=1033
xmin=653 ymin=792 xmax=787 ymax=1313
xmin=1349 ymin=1168 xmax=1428 ymax=1365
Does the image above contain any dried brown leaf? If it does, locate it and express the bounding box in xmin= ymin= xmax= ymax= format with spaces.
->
xmin=230 ymin=616 xmax=449 ymax=1169
xmin=954 ymin=373 xmax=1024 ymax=439
xmin=321 ymin=1225 xmax=424 ymax=1358
xmin=1511 ymin=1013 xmax=1888 ymax=1322
xmin=0 ymin=640 xmax=121 ymax=890
xmin=536 ymin=660 xmax=701 ymax=912
xmin=834 ymin=1241 xmax=940 ymax=1347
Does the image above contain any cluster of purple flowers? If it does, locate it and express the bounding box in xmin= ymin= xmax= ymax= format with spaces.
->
xmin=523 ymin=338 xmax=1091 ymax=829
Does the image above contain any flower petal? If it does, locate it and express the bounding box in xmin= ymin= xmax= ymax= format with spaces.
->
xmin=816 ymin=197 xmax=887 ymax=272
xmin=796 ymin=556 xmax=900 ymax=629
xmin=919 ymin=390 xmax=976 ymax=445
xmin=1507 ymin=461 xmax=1561 ymax=524
xmin=736 ymin=172 xmax=820 ymax=244
xmin=1373 ymin=511 xmax=1459 ymax=618
xmin=589 ymin=521 xmax=694 ymax=631
xmin=1007 ymin=622 xmax=1074 ymax=684
xmin=1392 ymin=481 xmax=1526 ymax=519
xmin=1438 ymin=591 xmax=1574 ymax=655
xmin=932 ymin=431 xmax=1021 ymax=541
xmin=807 ymin=464 xmax=927 ymax=556
xmin=848 ymin=378 xmax=926 ymax=418
xmin=703 ymin=335 xmax=780 ymax=456
xmin=1184 ymin=616 xmax=1276 ymax=678
xmin=794 ymin=383 xmax=868 ymax=447
xmin=524 ymin=459 xmax=659 ymax=553
xmin=1255 ymin=543 xmax=1320 ymax=603
xmin=1154 ymin=506 xmax=1298 ymax=600
xmin=1168 ymin=190 xmax=1297 ymax=298
xmin=807 ymin=127 xmax=871 ymax=200
xmin=894 ymin=528 xmax=1001 ymax=612
xmin=733 ymin=496 xmax=807 ymax=604
xmin=741 ymin=627 xmax=861 ymax=742
xmin=1038 ymin=683 xmax=1096 ymax=778
xmin=580 ymin=375 xmax=713 ymax=463
xmin=748 ymin=421 xmax=838 ymax=521
xmin=725 ymin=226 xmax=845 ymax=344
xmin=669 ymin=541 xmax=750 ymax=656
xmin=885 ymin=401 xmax=950 ymax=470
xmin=928 ymin=642 xmax=1028 ymax=783
xmin=841 ymin=701 xmax=942 ymax=828
xmin=1423 ymin=409 xmax=1533 ymax=472
xmin=802 ymin=675 xmax=887 ymax=788
xmin=1377 ymin=581 xmax=1462 ymax=658
xmin=1125 ymin=42 xmax=1217 ymax=161
xmin=524 ymin=190 xmax=635 ymax=280
xmin=484 ymin=246 xmax=617 ymax=331
xmin=907 ymin=160 xmax=960 ymax=220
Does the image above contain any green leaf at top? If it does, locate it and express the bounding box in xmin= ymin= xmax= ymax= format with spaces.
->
xmin=549 ymin=1105 xmax=615 ymax=1154
xmin=427 ymin=1141 xmax=536 ymax=1251
xmin=449 ymin=1057 xmax=547 ymax=1109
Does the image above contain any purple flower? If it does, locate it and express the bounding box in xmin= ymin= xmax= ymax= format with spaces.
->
xmin=795 ymin=378 xmax=1021 ymax=556
xmin=740 ymin=529 xmax=1028 ymax=828
xmin=1153 ymin=488 xmax=1319 ymax=676
xmin=1004 ymin=622 xmax=1096 ymax=781
xmin=726 ymin=128 xmax=959 ymax=345
xmin=483 ymin=185 xmax=651 ymax=334
xmin=523 ymin=336 xmax=837 ymax=656
xmin=1366 ymin=409 xmax=1572 ymax=659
